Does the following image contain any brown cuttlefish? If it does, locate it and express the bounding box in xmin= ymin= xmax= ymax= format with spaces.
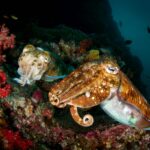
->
xmin=49 ymin=57 xmax=150 ymax=129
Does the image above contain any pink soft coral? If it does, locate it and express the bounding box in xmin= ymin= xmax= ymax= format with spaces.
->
xmin=0 ymin=24 xmax=15 ymax=64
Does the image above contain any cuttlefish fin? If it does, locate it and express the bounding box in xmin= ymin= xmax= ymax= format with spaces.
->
xmin=136 ymin=116 xmax=150 ymax=129
xmin=43 ymin=74 xmax=66 ymax=82
xmin=117 ymin=72 xmax=150 ymax=129
xmin=119 ymin=72 xmax=150 ymax=120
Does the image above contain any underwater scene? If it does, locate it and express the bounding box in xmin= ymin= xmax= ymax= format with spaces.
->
xmin=0 ymin=0 xmax=150 ymax=149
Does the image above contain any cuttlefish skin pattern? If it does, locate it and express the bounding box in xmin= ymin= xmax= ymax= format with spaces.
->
xmin=49 ymin=57 xmax=150 ymax=128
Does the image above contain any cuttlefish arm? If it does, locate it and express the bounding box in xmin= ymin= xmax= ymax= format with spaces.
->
xmin=70 ymin=106 xmax=94 ymax=127
xmin=67 ymin=86 xmax=113 ymax=127
xmin=13 ymin=66 xmax=35 ymax=86
xmin=118 ymin=72 xmax=150 ymax=128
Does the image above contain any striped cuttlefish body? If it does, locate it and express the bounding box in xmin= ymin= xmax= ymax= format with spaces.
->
xmin=49 ymin=57 xmax=150 ymax=128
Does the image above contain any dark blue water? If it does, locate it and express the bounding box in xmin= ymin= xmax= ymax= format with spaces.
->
xmin=109 ymin=0 xmax=150 ymax=98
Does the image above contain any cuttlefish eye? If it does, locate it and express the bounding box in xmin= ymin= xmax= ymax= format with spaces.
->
xmin=105 ymin=64 xmax=119 ymax=74
xmin=44 ymin=57 xmax=49 ymax=63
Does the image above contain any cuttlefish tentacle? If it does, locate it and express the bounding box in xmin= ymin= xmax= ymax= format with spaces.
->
xmin=70 ymin=106 xmax=94 ymax=127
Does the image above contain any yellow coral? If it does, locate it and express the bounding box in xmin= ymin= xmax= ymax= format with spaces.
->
xmin=85 ymin=49 xmax=100 ymax=61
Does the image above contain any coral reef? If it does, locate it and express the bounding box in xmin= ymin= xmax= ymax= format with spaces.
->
xmin=0 ymin=24 xmax=15 ymax=64
xmin=0 ymin=19 xmax=148 ymax=150
xmin=50 ymin=39 xmax=93 ymax=66
xmin=2 ymin=91 xmax=150 ymax=150
xmin=0 ymin=129 xmax=33 ymax=150
xmin=0 ymin=70 xmax=11 ymax=98
xmin=0 ymin=24 xmax=14 ymax=99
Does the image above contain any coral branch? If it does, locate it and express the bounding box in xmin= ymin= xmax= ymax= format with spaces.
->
xmin=0 ymin=24 xmax=15 ymax=64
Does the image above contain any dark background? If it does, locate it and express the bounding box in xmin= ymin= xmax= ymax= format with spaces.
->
xmin=0 ymin=0 xmax=113 ymax=33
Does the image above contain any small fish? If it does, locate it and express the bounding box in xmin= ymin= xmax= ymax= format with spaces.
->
xmin=147 ymin=26 xmax=150 ymax=33
xmin=100 ymin=48 xmax=112 ymax=55
xmin=125 ymin=40 xmax=132 ymax=45
xmin=3 ymin=15 xmax=9 ymax=19
xmin=10 ymin=15 xmax=18 ymax=20
xmin=43 ymin=75 xmax=66 ymax=82
xmin=3 ymin=15 xmax=18 ymax=20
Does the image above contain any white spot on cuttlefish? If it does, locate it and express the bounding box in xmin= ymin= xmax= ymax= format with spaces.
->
xmin=85 ymin=91 xmax=90 ymax=97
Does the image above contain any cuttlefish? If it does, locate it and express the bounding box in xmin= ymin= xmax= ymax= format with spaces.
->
xmin=14 ymin=44 xmax=65 ymax=86
xmin=49 ymin=57 xmax=150 ymax=129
